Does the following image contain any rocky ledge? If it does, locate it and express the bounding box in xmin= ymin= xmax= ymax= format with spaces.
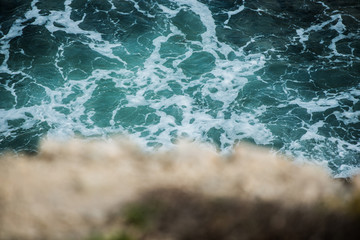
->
xmin=0 ymin=139 xmax=360 ymax=240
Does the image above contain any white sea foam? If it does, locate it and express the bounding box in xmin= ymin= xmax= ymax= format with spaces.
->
xmin=300 ymin=121 xmax=325 ymax=141
xmin=158 ymin=4 xmax=182 ymax=17
xmin=289 ymin=98 xmax=339 ymax=114
xmin=127 ymin=0 xmax=155 ymax=18
xmin=0 ymin=0 xmax=359 ymax=177
xmin=335 ymin=165 xmax=360 ymax=178
xmin=104 ymin=0 xmax=269 ymax=151
xmin=224 ymin=5 xmax=245 ymax=25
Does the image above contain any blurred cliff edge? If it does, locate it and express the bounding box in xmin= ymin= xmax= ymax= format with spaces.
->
xmin=1 ymin=139 xmax=360 ymax=240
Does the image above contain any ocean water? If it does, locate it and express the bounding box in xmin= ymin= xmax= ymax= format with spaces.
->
xmin=0 ymin=0 xmax=359 ymax=177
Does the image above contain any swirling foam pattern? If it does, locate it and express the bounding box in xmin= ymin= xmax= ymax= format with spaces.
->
xmin=0 ymin=0 xmax=359 ymax=176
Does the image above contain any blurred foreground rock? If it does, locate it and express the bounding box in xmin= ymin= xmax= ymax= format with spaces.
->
xmin=0 ymin=139 xmax=360 ymax=239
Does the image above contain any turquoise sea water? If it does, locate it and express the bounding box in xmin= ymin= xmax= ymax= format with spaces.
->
xmin=0 ymin=0 xmax=359 ymax=177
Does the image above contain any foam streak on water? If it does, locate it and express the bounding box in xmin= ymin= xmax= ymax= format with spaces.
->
xmin=0 ymin=0 xmax=359 ymax=177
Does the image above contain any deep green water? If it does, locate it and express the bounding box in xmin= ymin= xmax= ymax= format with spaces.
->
xmin=0 ymin=0 xmax=359 ymax=177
